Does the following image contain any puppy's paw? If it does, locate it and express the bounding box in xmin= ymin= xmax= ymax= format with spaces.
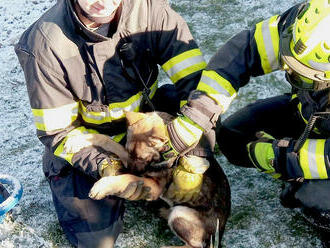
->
xmin=89 ymin=174 xmax=146 ymax=201
xmin=89 ymin=176 xmax=115 ymax=200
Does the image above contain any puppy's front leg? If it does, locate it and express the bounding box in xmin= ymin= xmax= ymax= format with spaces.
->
xmin=89 ymin=174 xmax=164 ymax=201
xmin=141 ymin=177 xmax=166 ymax=201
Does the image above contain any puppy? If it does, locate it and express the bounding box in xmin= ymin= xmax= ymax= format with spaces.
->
xmin=81 ymin=112 xmax=231 ymax=248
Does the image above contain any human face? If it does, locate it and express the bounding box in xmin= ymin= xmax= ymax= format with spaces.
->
xmin=77 ymin=0 xmax=122 ymax=24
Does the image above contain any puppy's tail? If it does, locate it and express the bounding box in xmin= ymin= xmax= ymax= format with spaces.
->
xmin=210 ymin=218 xmax=220 ymax=248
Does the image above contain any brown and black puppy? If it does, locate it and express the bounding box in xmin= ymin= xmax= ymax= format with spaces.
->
xmin=84 ymin=112 xmax=231 ymax=248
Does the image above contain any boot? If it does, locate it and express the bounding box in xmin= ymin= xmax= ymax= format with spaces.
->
xmin=280 ymin=182 xmax=301 ymax=209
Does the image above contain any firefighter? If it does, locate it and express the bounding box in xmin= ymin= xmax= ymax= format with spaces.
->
xmin=14 ymin=0 xmax=216 ymax=246
xmin=201 ymin=0 xmax=330 ymax=242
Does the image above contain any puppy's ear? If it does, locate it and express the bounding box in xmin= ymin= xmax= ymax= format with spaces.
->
xmin=125 ymin=111 xmax=147 ymax=126
xmin=151 ymin=124 xmax=168 ymax=141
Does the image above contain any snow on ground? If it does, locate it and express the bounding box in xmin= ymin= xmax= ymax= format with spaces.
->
xmin=0 ymin=0 xmax=324 ymax=247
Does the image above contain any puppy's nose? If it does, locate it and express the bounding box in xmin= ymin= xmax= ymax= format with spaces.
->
xmin=132 ymin=158 xmax=148 ymax=172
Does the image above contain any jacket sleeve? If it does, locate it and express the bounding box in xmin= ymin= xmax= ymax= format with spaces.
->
xmin=154 ymin=9 xmax=283 ymax=135
xmin=152 ymin=0 xmax=206 ymax=103
xmin=198 ymin=15 xmax=282 ymax=113
xmin=273 ymin=138 xmax=330 ymax=180
xmin=15 ymin=46 xmax=114 ymax=179
xmin=196 ymin=3 xmax=303 ymax=114
xmin=176 ymin=4 xmax=303 ymax=136
xmin=152 ymin=0 xmax=288 ymax=136
xmin=297 ymin=139 xmax=330 ymax=180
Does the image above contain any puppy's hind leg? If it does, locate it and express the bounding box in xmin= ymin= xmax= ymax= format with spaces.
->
xmin=162 ymin=206 xmax=206 ymax=248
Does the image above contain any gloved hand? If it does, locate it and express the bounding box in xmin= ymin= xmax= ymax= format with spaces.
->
xmin=163 ymin=155 xmax=209 ymax=203
xmin=246 ymin=131 xmax=278 ymax=176
xmin=163 ymin=90 xmax=222 ymax=160
xmin=163 ymin=116 xmax=204 ymax=159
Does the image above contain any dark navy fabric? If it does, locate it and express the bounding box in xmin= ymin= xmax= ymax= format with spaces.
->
xmin=216 ymin=94 xmax=330 ymax=230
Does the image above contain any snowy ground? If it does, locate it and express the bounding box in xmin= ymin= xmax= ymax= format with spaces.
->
xmin=0 ymin=0 xmax=324 ymax=247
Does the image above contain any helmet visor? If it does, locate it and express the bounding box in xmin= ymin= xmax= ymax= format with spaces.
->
xmin=280 ymin=29 xmax=330 ymax=91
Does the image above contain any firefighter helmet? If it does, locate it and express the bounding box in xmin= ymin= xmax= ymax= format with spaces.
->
xmin=281 ymin=0 xmax=330 ymax=91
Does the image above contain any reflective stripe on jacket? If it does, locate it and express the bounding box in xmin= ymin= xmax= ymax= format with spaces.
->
xmin=15 ymin=0 xmax=206 ymax=178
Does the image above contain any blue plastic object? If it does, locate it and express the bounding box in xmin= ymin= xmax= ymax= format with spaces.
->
xmin=0 ymin=174 xmax=23 ymax=223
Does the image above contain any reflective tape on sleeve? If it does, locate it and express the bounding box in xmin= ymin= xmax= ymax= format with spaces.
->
xmin=299 ymin=139 xmax=328 ymax=179
xmin=196 ymin=70 xmax=237 ymax=112
xmin=254 ymin=15 xmax=280 ymax=74
xmin=32 ymin=102 xmax=79 ymax=132
xmin=162 ymin=49 xmax=207 ymax=83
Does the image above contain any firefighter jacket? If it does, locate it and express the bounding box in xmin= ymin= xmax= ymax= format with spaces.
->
xmin=15 ymin=0 xmax=207 ymax=179
xmin=200 ymin=3 xmax=330 ymax=180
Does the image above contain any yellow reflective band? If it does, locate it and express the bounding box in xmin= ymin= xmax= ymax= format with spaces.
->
xmin=80 ymin=81 xmax=158 ymax=124
xmin=79 ymin=102 xmax=111 ymax=124
xmin=173 ymin=116 xmax=203 ymax=147
xmin=162 ymin=49 xmax=206 ymax=83
xmin=291 ymin=94 xmax=297 ymax=100
xmin=180 ymin=100 xmax=187 ymax=108
xmin=162 ymin=49 xmax=203 ymax=71
xmin=108 ymin=80 xmax=158 ymax=120
xmin=111 ymin=132 xmax=126 ymax=143
xmin=32 ymin=102 xmax=79 ymax=132
xmin=300 ymin=139 xmax=312 ymax=179
xmin=271 ymin=173 xmax=282 ymax=179
xmin=169 ymin=61 xmax=206 ymax=83
xmin=197 ymin=82 xmax=236 ymax=112
xmin=254 ymin=15 xmax=280 ymax=74
xmin=108 ymin=94 xmax=141 ymax=120
xmin=263 ymin=169 xmax=282 ymax=179
xmin=297 ymin=103 xmax=307 ymax=124
xmin=197 ymin=70 xmax=237 ymax=112
xmin=149 ymin=80 xmax=158 ymax=98
xmin=315 ymin=139 xmax=328 ymax=179
xmin=299 ymin=139 xmax=328 ymax=179
xmin=54 ymin=127 xmax=99 ymax=165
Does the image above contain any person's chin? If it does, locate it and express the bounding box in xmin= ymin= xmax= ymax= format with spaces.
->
xmin=89 ymin=15 xmax=112 ymax=24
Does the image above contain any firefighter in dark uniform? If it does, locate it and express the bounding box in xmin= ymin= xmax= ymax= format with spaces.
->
xmin=202 ymin=0 xmax=330 ymax=243
xmin=14 ymin=0 xmax=218 ymax=246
